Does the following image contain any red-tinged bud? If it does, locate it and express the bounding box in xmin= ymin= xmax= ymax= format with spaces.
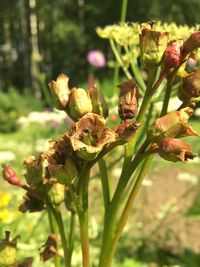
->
xmin=118 ymin=79 xmax=139 ymax=120
xmin=2 ymin=164 xmax=22 ymax=187
xmin=148 ymin=107 xmax=198 ymax=142
xmin=158 ymin=137 xmax=197 ymax=162
xmin=164 ymin=40 xmax=182 ymax=69
xmin=179 ymin=69 xmax=200 ymax=102
xmin=183 ymin=31 xmax=200 ymax=55
xmin=140 ymin=23 xmax=169 ymax=67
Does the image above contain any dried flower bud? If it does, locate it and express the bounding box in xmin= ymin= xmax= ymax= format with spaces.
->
xmin=23 ymin=155 xmax=48 ymax=186
xmin=19 ymin=191 xmax=44 ymax=213
xmin=148 ymin=107 xmax=198 ymax=142
xmin=47 ymin=183 xmax=65 ymax=205
xmin=48 ymin=74 xmax=70 ymax=110
xmin=183 ymin=31 xmax=200 ymax=55
xmin=0 ymin=231 xmax=18 ymax=266
xmin=40 ymin=234 xmax=59 ymax=262
xmin=179 ymin=69 xmax=200 ymax=102
xmin=118 ymin=79 xmax=139 ymax=120
xmin=158 ymin=137 xmax=197 ymax=162
xmin=140 ymin=23 xmax=169 ymax=67
xmin=164 ymin=40 xmax=182 ymax=69
xmin=2 ymin=164 xmax=22 ymax=187
xmin=68 ymin=87 xmax=93 ymax=121
xmin=88 ymin=85 xmax=108 ymax=118
xmin=68 ymin=113 xmax=117 ymax=160
xmin=116 ymin=121 xmax=140 ymax=144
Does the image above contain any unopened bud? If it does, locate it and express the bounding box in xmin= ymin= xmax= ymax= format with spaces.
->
xmin=118 ymin=79 xmax=139 ymax=120
xmin=183 ymin=31 xmax=200 ymax=55
xmin=88 ymin=85 xmax=108 ymax=118
xmin=179 ymin=69 xmax=200 ymax=102
xmin=48 ymin=74 xmax=70 ymax=110
xmin=164 ymin=40 xmax=182 ymax=69
xmin=140 ymin=23 xmax=169 ymax=67
xmin=148 ymin=108 xmax=198 ymax=142
xmin=158 ymin=137 xmax=197 ymax=162
xmin=48 ymin=183 xmax=65 ymax=205
xmin=0 ymin=231 xmax=18 ymax=266
xmin=65 ymin=189 xmax=76 ymax=213
xmin=68 ymin=88 xmax=93 ymax=121
xmin=2 ymin=164 xmax=22 ymax=187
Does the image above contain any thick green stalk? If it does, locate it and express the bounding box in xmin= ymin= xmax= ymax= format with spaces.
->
xmin=113 ymin=156 xmax=153 ymax=248
xmin=68 ymin=212 xmax=76 ymax=263
xmin=77 ymin=168 xmax=90 ymax=267
xmin=98 ymin=158 xmax=110 ymax=210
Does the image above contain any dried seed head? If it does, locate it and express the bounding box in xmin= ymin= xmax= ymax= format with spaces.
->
xmin=118 ymin=79 xmax=139 ymax=120
xmin=158 ymin=137 xmax=197 ymax=162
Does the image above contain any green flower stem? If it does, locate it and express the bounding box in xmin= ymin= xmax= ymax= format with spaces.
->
xmin=110 ymin=39 xmax=132 ymax=80
xmin=46 ymin=205 xmax=60 ymax=267
xmin=98 ymin=148 xmax=146 ymax=267
xmin=77 ymin=167 xmax=90 ymax=267
xmin=130 ymin=61 xmax=146 ymax=92
xmin=113 ymin=0 xmax=128 ymax=85
xmin=68 ymin=212 xmax=76 ymax=263
xmin=160 ymin=72 xmax=177 ymax=116
xmin=50 ymin=205 xmax=70 ymax=267
xmin=98 ymin=158 xmax=110 ymax=210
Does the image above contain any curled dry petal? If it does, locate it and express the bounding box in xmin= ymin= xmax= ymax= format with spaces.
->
xmin=116 ymin=121 xmax=140 ymax=144
xmin=48 ymin=74 xmax=70 ymax=110
xmin=68 ymin=113 xmax=117 ymax=160
xmin=148 ymin=107 xmax=198 ymax=142
xmin=158 ymin=137 xmax=197 ymax=162
xmin=118 ymin=79 xmax=139 ymax=120
xmin=19 ymin=191 xmax=44 ymax=213
xmin=40 ymin=234 xmax=59 ymax=262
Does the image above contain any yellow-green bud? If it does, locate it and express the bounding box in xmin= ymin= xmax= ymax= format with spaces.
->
xmin=140 ymin=23 xmax=169 ymax=67
xmin=69 ymin=88 xmax=93 ymax=121
xmin=0 ymin=232 xmax=17 ymax=267
xmin=48 ymin=183 xmax=65 ymax=205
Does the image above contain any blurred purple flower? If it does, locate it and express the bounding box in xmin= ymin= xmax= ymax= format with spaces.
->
xmin=87 ymin=50 xmax=106 ymax=68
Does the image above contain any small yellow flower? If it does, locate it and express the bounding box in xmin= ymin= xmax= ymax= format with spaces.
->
xmin=0 ymin=192 xmax=11 ymax=208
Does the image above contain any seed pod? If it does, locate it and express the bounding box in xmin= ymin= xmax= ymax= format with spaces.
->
xmin=179 ymin=69 xmax=200 ymax=102
xmin=158 ymin=137 xmax=197 ymax=162
xmin=47 ymin=183 xmax=65 ymax=205
xmin=65 ymin=188 xmax=76 ymax=213
xmin=68 ymin=88 xmax=93 ymax=121
xmin=88 ymin=85 xmax=108 ymax=118
xmin=140 ymin=23 xmax=169 ymax=67
xmin=0 ymin=231 xmax=18 ymax=267
xmin=118 ymin=79 xmax=139 ymax=120
xmin=148 ymin=107 xmax=198 ymax=142
xmin=182 ymin=31 xmax=200 ymax=55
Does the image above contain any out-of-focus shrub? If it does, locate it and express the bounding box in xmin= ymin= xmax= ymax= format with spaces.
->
xmin=0 ymin=88 xmax=44 ymax=133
